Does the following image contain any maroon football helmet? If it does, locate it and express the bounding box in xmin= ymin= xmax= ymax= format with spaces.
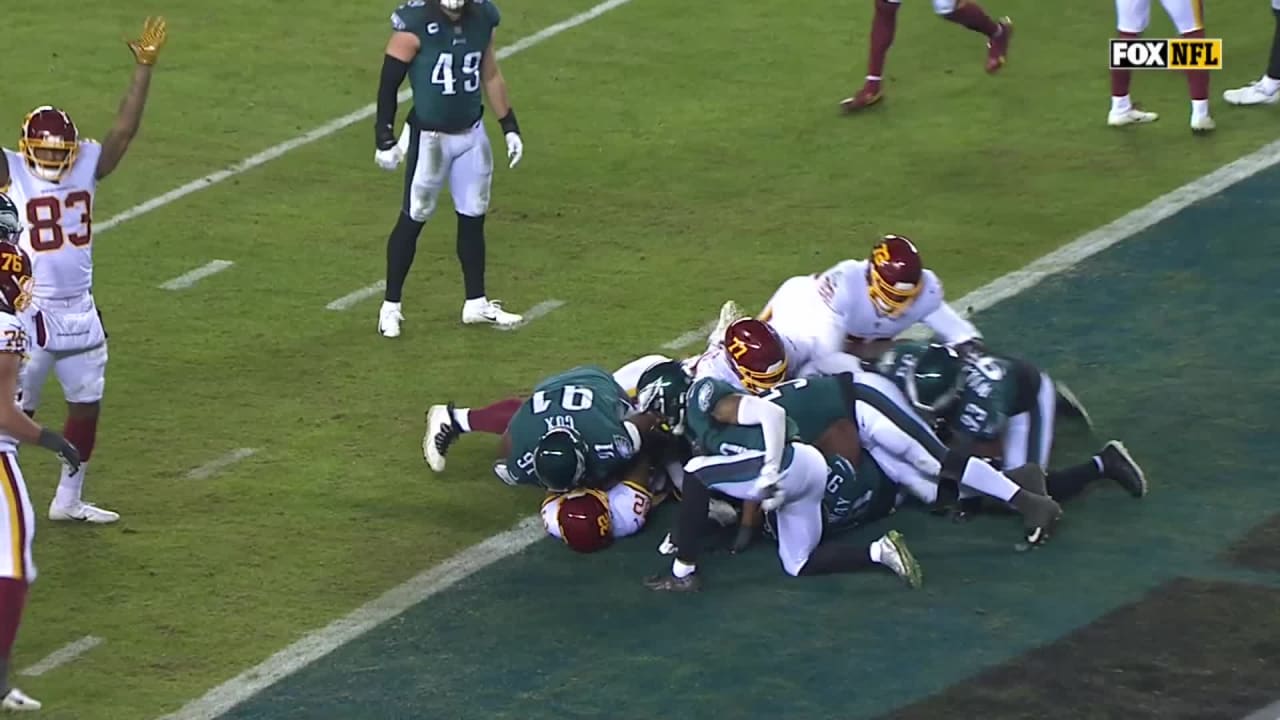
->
xmin=557 ymin=490 xmax=613 ymax=553
xmin=724 ymin=318 xmax=787 ymax=393
xmin=19 ymin=106 xmax=79 ymax=182
xmin=868 ymin=234 xmax=924 ymax=317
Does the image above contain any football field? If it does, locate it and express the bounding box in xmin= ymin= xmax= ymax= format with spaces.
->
xmin=4 ymin=0 xmax=1280 ymax=718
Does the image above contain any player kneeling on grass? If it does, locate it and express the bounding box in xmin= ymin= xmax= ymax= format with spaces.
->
xmin=636 ymin=372 xmax=923 ymax=591
xmin=879 ymin=342 xmax=1148 ymax=506
xmin=0 ymin=195 xmax=84 ymax=711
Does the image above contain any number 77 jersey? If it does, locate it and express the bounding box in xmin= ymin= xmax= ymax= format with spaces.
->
xmin=504 ymin=366 xmax=642 ymax=489
xmin=3 ymin=142 xmax=100 ymax=299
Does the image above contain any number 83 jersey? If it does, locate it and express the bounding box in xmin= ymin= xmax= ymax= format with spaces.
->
xmin=3 ymin=142 xmax=100 ymax=299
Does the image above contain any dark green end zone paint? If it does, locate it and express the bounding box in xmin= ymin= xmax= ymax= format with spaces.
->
xmin=1226 ymin=514 xmax=1280 ymax=574
xmin=883 ymin=579 xmax=1280 ymax=720
xmin=225 ymin=168 xmax=1280 ymax=720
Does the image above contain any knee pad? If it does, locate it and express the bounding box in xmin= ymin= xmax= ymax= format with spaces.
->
xmin=408 ymin=187 xmax=439 ymax=223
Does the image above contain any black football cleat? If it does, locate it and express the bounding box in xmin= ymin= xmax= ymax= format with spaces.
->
xmin=643 ymin=573 xmax=702 ymax=592
xmin=1100 ymin=440 xmax=1147 ymax=498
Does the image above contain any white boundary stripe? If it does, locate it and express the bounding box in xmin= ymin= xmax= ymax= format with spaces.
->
xmin=493 ymin=299 xmax=565 ymax=331
xmin=94 ymin=0 xmax=637 ymax=238
xmin=326 ymin=281 xmax=386 ymax=311
xmin=158 ymin=140 xmax=1280 ymax=720
xmin=159 ymin=260 xmax=235 ymax=291
xmin=20 ymin=635 xmax=104 ymax=677
xmin=185 ymin=448 xmax=259 ymax=480
xmin=1242 ymin=700 xmax=1280 ymax=720
xmin=661 ymin=320 xmax=715 ymax=351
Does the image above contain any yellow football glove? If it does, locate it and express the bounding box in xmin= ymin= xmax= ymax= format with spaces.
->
xmin=127 ymin=16 xmax=168 ymax=66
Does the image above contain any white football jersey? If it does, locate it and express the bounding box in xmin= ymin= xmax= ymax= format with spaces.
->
xmin=681 ymin=345 xmax=747 ymax=392
xmin=0 ymin=311 xmax=29 ymax=453
xmin=4 ymin=142 xmax=101 ymax=299
xmin=820 ymin=259 xmax=979 ymax=344
xmin=541 ymin=481 xmax=652 ymax=542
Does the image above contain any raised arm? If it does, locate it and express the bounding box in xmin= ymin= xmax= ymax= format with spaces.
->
xmin=96 ymin=17 xmax=167 ymax=181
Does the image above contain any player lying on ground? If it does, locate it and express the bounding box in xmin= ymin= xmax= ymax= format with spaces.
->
xmin=635 ymin=371 xmax=922 ymax=591
xmin=879 ymin=341 xmax=1148 ymax=505
xmin=757 ymin=235 xmax=981 ymax=368
xmin=798 ymin=352 xmax=1065 ymax=546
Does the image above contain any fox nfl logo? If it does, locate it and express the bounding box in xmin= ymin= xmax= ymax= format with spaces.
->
xmin=1110 ymin=39 xmax=1223 ymax=70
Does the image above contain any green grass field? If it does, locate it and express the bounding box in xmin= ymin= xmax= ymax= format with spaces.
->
xmin=4 ymin=0 xmax=1280 ymax=718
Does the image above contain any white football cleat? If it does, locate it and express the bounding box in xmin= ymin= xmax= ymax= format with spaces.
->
xmin=378 ymin=302 xmax=403 ymax=338
xmin=1 ymin=688 xmax=41 ymax=711
xmin=49 ymin=500 xmax=119 ymax=524
xmin=707 ymin=300 xmax=746 ymax=346
xmin=874 ymin=530 xmax=923 ymax=589
xmin=461 ymin=299 xmax=522 ymax=328
xmin=1223 ymin=78 xmax=1280 ymax=106
xmin=1108 ymin=107 xmax=1159 ymax=127
xmin=1191 ymin=114 xmax=1216 ymax=133
xmin=422 ymin=404 xmax=460 ymax=473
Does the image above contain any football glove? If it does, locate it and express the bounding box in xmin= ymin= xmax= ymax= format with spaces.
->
xmin=128 ymin=16 xmax=168 ymax=66
xmin=505 ymin=132 xmax=523 ymax=168
xmin=38 ymin=428 xmax=81 ymax=475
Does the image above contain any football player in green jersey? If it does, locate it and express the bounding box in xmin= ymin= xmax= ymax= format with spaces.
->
xmin=635 ymin=372 xmax=922 ymax=592
xmin=373 ymin=0 xmax=526 ymax=338
xmin=881 ymin=341 xmax=1148 ymax=503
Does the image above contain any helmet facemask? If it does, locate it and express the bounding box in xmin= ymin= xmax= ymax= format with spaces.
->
xmin=534 ymin=427 xmax=588 ymax=492
xmin=636 ymin=362 xmax=691 ymax=435
xmin=903 ymin=344 xmax=963 ymax=415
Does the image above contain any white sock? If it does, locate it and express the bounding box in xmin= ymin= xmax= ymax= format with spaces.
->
xmin=958 ymin=457 xmax=1019 ymax=502
xmin=1191 ymin=99 xmax=1210 ymax=120
xmin=1262 ymin=75 xmax=1280 ymax=94
xmin=463 ymin=296 xmax=489 ymax=311
xmin=454 ymin=408 xmax=472 ymax=433
xmin=1092 ymin=455 xmax=1104 ymax=473
xmin=380 ymin=300 xmax=401 ymax=313
xmin=866 ymin=75 xmax=882 ymax=83
xmin=1111 ymin=94 xmax=1133 ymax=113
xmin=54 ymin=462 xmax=87 ymax=507
xmin=868 ymin=538 xmax=884 ymax=563
xmin=672 ymin=558 xmax=696 ymax=578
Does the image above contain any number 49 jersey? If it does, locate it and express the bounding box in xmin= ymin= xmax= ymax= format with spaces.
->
xmin=3 ymin=142 xmax=99 ymax=299
xmin=393 ymin=0 xmax=500 ymax=132
xmin=505 ymin=366 xmax=642 ymax=488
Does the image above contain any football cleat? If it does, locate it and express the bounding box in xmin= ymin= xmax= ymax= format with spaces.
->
xmin=1 ymin=687 xmax=41 ymax=711
xmin=1100 ymin=440 xmax=1147 ymax=498
xmin=708 ymin=300 xmax=746 ymax=347
xmin=492 ymin=461 xmax=517 ymax=486
xmin=1054 ymin=381 xmax=1093 ymax=431
xmin=462 ymin=299 xmax=522 ymax=327
xmin=840 ymin=86 xmax=883 ymax=114
xmin=49 ymin=500 xmax=119 ymax=524
xmin=643 ymin=572 xmax=702 ymax=592
xmin=875 ymin=530 xmax=923 ymax=589
xmin=1017 ymin=493 xmax=1062 ymax=550
xmin=378 ymin=302 xmax=403 ymax=338
xmin=423 ymin=403 xmax=460 ymax=473
xmin=1108 ymin=107 xmax=1159 ymax=127
xmin=1190 ymin=114 xmax=1216 ymax=133
xmin=985 ymin=18 xmax=1014 ymax=73
xmin=1223 ymin=78 xmax=1280 ymax=106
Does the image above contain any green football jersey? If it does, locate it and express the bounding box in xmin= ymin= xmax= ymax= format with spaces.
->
xmin=505 ymin=366 xmax=638 ymax=488
xmin=875 ymin=340 xmax=929 ymax=389
xmin=759 ymin=374 xmax=855 ymax=445
xmin=684 ymin=377 xmax=797 ymax=467
xmin=823 ymin=452 xmax=899 ymax=534
xmin=392 ymin=0 xmax=500 ymax=131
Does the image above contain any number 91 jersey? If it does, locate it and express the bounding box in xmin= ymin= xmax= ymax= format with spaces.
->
xmin=3 ymin=142 xmax=100 ymax=299
xmin=505 ymin=366 xmax=641 ymax=488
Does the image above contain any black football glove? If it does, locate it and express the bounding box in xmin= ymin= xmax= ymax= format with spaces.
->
xmin=375 ymin=123 xmax=398 ymax=152
xmin=38 ymin=428 xmax=81 ymax=475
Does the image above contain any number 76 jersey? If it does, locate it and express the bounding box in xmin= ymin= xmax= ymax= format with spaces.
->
xmin=3 ymin=142 xmax=100 ymax=299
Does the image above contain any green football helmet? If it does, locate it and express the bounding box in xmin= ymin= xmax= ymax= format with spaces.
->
xmin=904 ymin=343 xmax=964 ymax=414
xmin=533 ymin=427 xmax=589 ymax=492
xmin=635 ymin=360 xmax=692 ymax=435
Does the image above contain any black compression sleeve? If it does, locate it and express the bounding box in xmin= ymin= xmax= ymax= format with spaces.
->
xmin=377 ymin=55 xmax=411 ymax=135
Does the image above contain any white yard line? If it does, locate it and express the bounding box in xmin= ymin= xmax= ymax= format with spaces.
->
xmin=19 ymin=635 xmax=104 ymax=677
xmin=325 ymin=281 xmax=386 ymax=311
xmin=661 ymin=320 xmax=715 ymax=351
xmin=159 ymin=260 xmax=235 ymax=291
xmin=156 ymin=140 xmax=1280 ymax=720
xmin=494 ymin=299 xmax=565 ymax=330
xmin=185 ymin=448 xmax=259 ymax=480
xmin=1243 ymin=700 xmax=1280 ymax=720
xmin=95 ymin=0 xmax=637 ymax=239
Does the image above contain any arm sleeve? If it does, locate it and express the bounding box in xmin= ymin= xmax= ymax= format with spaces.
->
xmin=734 ymin=395 xmax=787 ymax=473
xmin=376 ymin=55 xmax=411 ymax=132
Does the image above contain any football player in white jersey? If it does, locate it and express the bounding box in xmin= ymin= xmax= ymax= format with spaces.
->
xmin=759 ymin=234 xmax=981 ymax=365
xmin=541 ymin=481 xmax=659 ymax=553
xmin=0 ymin=196 xmax=84 ymax=711
xmin=0 ymin=17 xmax=167 ymax=524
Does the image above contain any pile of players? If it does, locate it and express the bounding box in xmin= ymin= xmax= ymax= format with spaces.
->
xmin=421 ymin=235 xmax=1148 ymax=592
